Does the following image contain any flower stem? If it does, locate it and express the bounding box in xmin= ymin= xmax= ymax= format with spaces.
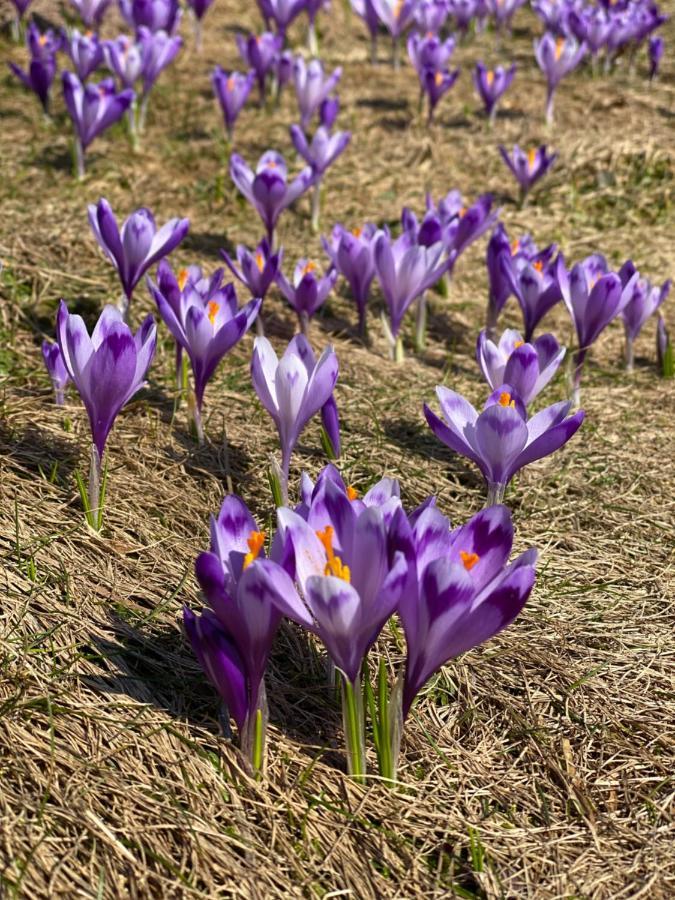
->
xmin=486 ymin=481 xmax=506 ymax=506
xmin=298 ymin=311 xmax=310 ymax=337
xmin=308 ymin=19 xmax=318 ymax=55
xmin=571 ymin=348 xmax=586 ymax=407
xmin=138 ymin=94 xmax=150 ymax=133
xmin=240 ymin=681 xmax=268 ymax=774
xmin=73 ymin=137 xmax=85 ymax=180
xmin=392 ymin=38 xmax=400 ymax=70
xmin=414 ymin=292 xmax=428 ymax=353
xmin=341 ymin=674 xmax=365 ymax=782
xmin=255 ymin=315 xmax=265 ymax=337
xmin=394 ymin=335 xmax=405 ymax=363
xmin=188 ymin=391 xmax=205 ymax=444
xmin=625 ymin=333 xmax=634 ymax=373
xmin=370 ymin=34 xmax=378 ymax=65
xmin=311 ymin=181 xmax=321 ymax=233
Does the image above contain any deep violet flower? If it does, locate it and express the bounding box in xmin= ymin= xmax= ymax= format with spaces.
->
xmin=276 ymin=257 xmax=337 ymax=332
xmin=62 ymin=74 xmax=134 ymax=177
xmin=212 ymin=68 xmax=255 ymax=141
xmin=220 ymin=240 xmax=282 ymax=335
xmin=473 ymin=62 xmax=516 ymax=122
xmin=476 ymin=329 xmax=566 ymax=405
xmin=498 ymin=144 xmax=557 ymax=202
xmin=322 ymin=223 xmax=381 ymax=339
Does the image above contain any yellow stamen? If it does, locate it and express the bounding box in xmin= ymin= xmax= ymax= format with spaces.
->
xmin=267 ymin=160 xmax=277 ymax=169
xmin=243 ymin=530 xmax=266 ymax=569
xmin=426 ymin=31 xmax=434 ymax=39
xmin=302 ymin=261 xmax=317 ymax=276
xmin=177 ymin=268 xmax=189 ymax=291
xmin=38 ymin=34 xmax=48 ymax=46
xmin=555 ymin=38 xmax=565 ymax=61
xmin=226 ymin=76 xmax=235 ymax=91
xmin=207 ymin=300 xmax=220 ymax=325
xmin=85 ymin=30 xmax=93 ymax=38
xmin=316 ymin=525 xmax=335 ymax=560
xmin=459 ymin=206 xmax=467 ymax=218
xmin=511 ymin=239 xmax=520 ymax=255
xmin=528 ymin=147 xmax=538 ymax=168
xmin=514 ymin=340 xmax=524 ymax=348
xmin=533 ymin=259 xmax=544 ymax=273
xmin=460 ymin=550 xmax=480 ymax=571
xmin=255 ymin=251 xmax=265 ymax=272
xmin=346 ymin=486 xmax=358 ymax=501
xmin=393 ymin=0 xmax=403 ymax=18
xmin=498 ymin=391 xmax=515 ymax=408
xmin=316 ymin=525 xmax=351 ymax=582
xmin=486 ymin=70 xmax=495 ymax=86
xmin=435 ymin=71 xmax=443 ymax=87
xmin=352 ymin=226 xmax=362 ymax=238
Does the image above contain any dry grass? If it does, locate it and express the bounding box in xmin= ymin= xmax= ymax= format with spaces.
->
xmin=1 ymin=1 xmax=675 ymax=897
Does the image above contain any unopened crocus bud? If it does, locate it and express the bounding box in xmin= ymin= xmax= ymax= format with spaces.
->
xmin=41 ymin=339 xmax=71 ymax=405
xmin=319 ymin=95 xmax=339 ymax=128
xmin=320 ymin=394 xmax=341 ymax=459
xmin=657 ymin=314 xmax=673 ymax=377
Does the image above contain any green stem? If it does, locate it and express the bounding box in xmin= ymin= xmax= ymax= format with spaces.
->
xmin=377 ymin=659 xmax=393 ymax=781
xmin=341 ymin=674 xmax=365 ymax=782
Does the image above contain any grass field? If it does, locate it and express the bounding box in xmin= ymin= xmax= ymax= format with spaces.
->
xmin=1 ymin=1 xmax=674 ymax=897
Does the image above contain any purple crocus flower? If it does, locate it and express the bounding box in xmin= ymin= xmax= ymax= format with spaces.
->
xmin=568 ymin=8 xmax=614 ymax=56
xmin=290 ymin=124 xmax=351 ymax=230
xmin=534 ymin=32 xmax=586 ymax=124
xmin=319 ymin=95 xmax=339 ymax=128
xmin=88 ymin=198 xmax=189 ymax=313
xmin=276 ymin=258 xmax=338 ymax=332
xmin=473 ymin=62 xmax=515 ymax=122
xmin=425 ymin=191 xmax=497 ymax=265
xmin=349 ymin=0 xmax=380 ymax=63
xmin=293 ymin=57 xmax=342 ymax=133
xmin=229 ymin=150 xmax=315 ymax=247
xmin=374 ymin=232 xmax=450 ymax=358
xmin=55 ymin=301 xmax=156 ymax=526
xmin=149 ymin=263 xmax=260 ymax=441
xmin=104 ymin=34 xmax=148 ymax=90
xmin=447 ymin=0 xmax=479 ymax=34
xmin=420 ymin=66 xmax=460 ymax=123
xmin=532 ymin=0 xmax=571 ymax=36
xmin=485 ymin=224 xmax=512 ymax=334
xmin=69 ymin=0 xmax=112 ymax=28
xmin=9 ymin=55 xmax=56 ymax=114
xmin=424 ymin=384 xmax=585 ymax=504
xmin=649 ymin=36 xmax=664 ymax=81
xmin=320 ymin=394 xmax=341 ymax=459
xmin=371 ymin=0 xmax=418 ymax=67
xmin=250 ymin=334 xmax=338 ymax=491
xmin=621 ymin=275 xmax=670 ymax=371
xmin=66 ymin=29 xmax=105 ymax=82
xmin=220 ymin=240 xmax=281 ymax=334
xmin=504 ymin=256 xmax=562 ymax=340
xmin=118 ymin=0 xmax=182 ymax=34
xmin=212 ymin=68 xmax=255 ymax=141
xmin=486 ymin=0 xmax=526 ymax=32
xmin=62 ymin=74 xmax=134 ymax=177
xmin=414 ymin=0 xmax=450 ymax=33
xmin=499 ymin=144 xmax=557 ymax=202
xmin=407 ymin=32 xmax=456 ymax=74
xmin=188 ymin=494 xmax=284 ymax=768
xmin=656 ymin=314 xmax=672 ymax=377
xmin=236 ymin=32 xmax=282 ymax=101
xmin=26 ymin=22 xmax=61 ymax=59
xmin=186 ymin=0 xmax=214 ymax=48
xmin=476 ymin=329 xmax=566 ymax=405
xmin=555 ymin=254 xmax=638 ymax=403
xmin=42 ymin=339 xmax=71 ymax=405
xmin=396 ymin=504 xmax=536 ymax=720
xmin=322 ymin=223 xmax=380 ymax=339
xmin=10 ymin=0 xmax=33 ymax=26
xmin=265 ymin=0 xmax=306 ymax=37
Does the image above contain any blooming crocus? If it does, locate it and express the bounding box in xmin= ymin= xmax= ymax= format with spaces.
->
xmin=186 ymin=0 xmax=214 ymax=50
xmin=42 ymin=339 xmax=71 ymax=405
xmin=148 ymin=262 xmax=260 ymax=441
xmin=656 ymin=314 xmax=673 ymax=378
xmin=649 ymin=36 xmax=664 ymax=81
xmin=250 ymin=335 xmax=338 ymax=494
xmin=499 ymin=144 xmax=557 ymax=203
xmin=414 ymin=0 xmax=450 ymax=33
xmin=504 ymin=256 xmax=562 ymax=341
xmin=9 ymin=54 xmax=57 ymax=114
xmin=236 ymin=32 xmax=282 ymax=101
xmin=293 ymin=57 xmax=342 ymax=133
xmin=62 ymin=73 xmax=134 ymax=178
xmin=188 ymin=495 xmax=284 ymax=769
xmin=420 ymin=66 xmax=460 ymax=123
xmin=137 ymin=27 xmax=182 ymax=131
xmin=212 ymin=68 xmax=255 ymax=141
xmin=88 ymin=198 xmax=189 ymax=315
xmin=104 ymin=34 xmax=147 ymax=90
xmin=290 ymin=124 xmax=351 ymax=230
xmin=534 ymin=33 xmax=586 ymax=124
xmin=473 ymin=62 xmax=515 ymax=123
xmin=424 ymin=384 xmax=585 ymax=504
xmin=66 ymin=29 xmax=105 ymax=82
xmin=119 ymin=0 xmax=182 ymax=34
xmin=26 ymin=21 xmax=61 ymax=59
xmin=476 ymin=329 xmax=566 ymax=405
xmin=374 ymin=232 xmax=450 ymax=359
xmin=425 ymin=191 xmax=497 ymax=264
xmin=276 ymin=258 xmax=337 ymax=333
xmin=486 ymin=0 xmax=526 ymax=33
xmin=447 ymin=0 xmax=479 ymax=34
xmin=555 ymin=254 xmax=638 ymax=404
xmin=265 ymin=0 xmax=306 ymax=37
xmin=9 ymin=0 xmax=33 ymax=38
xmin=371 ymin=0 xmax=417 ymax=67
xmin=621 ymin=276 xmax=670 ymax=371
xmin=322 ymin=223 xmax=380 ymax=339
xmin=407 ymin=32 xmax=456 ymax=74
xmin=229 ymin=150 xmax=315 ymax=247
xmin=55 ymin=301 xmax=156 ymax=529
xmin=220 ymin=240 xmax=281 ymax=334
xmin=69 ymin=0 xmax=112 ymax=28
xmin=349 ymin=0 xmax=380 ymax=62
xmin=532 ymin=0 xmax=570 ymax=35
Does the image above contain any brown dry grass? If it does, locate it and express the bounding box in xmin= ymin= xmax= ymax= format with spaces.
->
xmin=1 ymin=1 xmax=675 ymax=897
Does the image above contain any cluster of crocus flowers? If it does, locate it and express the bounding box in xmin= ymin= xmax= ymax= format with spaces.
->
xmin=55 ymin=301 xmax=156 ymax=530
xmin=499 ymin=144 xmax=557 ymax=204
xmin=473 ymin=62 xmax=516 ymax=123
xmin=407 ymin=32 xmax=459 ymax=123
xmin=9 ymin=22 xmax=61 ymax=114
xmin=292 ymin=57 xmax=342 ymax=132
xmin=185 ymin=466 xmax=538 ymax=779
xmin=371 ymin=0 xmax=417 ymax=68
xmin=534 ymin=32 xmax=586 ymax=124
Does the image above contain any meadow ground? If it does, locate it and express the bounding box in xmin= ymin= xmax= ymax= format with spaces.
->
xmin=1 ymin=2 xmax=674 ymax=897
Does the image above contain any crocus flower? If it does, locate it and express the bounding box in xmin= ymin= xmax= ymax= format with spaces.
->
xmin=534 ymin=33 xmax=586 ymax=124
xmin=88 ymin=198 xmax=189 ymax=314
xmin=656 ymin=314 xmax=672 ymax=377
xmin=293 ymin=57 xmax=342 ymax=133
xmin=186 ymin=0 xmax=214 ymax=50
xmin=425 ymin=191 xmax=497 ymax=264
xmin=104 ymin=33 xmax=147 ymax=90
xmin=69 ymin=0 xmax=112 ymax=28
xmin=447 ymin=0 xmax=479 ymax=34
xmin=485 ymin=224 xmax=512 ymax=334
xmin=319 ymin=95 xmax=339 ymax=128
xmin=220 ymin=240 xmax=281 ymax=334
xmin=621 ymin=276 xmax=670 ymax=371
xmin=476 ymin=329 xmax=566 ymax=405
xmin=420 ymin=67 xmax=460 ymax=123
xmin=265 ymin=0 xmax=306 ymax=37
xmin=119 ymin=0 xmax=182 ymax=34
xmin=371 ymin=0 xmax=417 ymax=67
xmin=407 ymin=32 xmax=456 ymax=74
xmin=504 ymin=256 xmax=562 ymax=340
xmin=499 ymin=144 xmax=557 ymax=202
xmin=42 ymin=339 xmax=71 ymax=405
xmin=290 ymin=124 xmax=351 ymax=230
xmin=349 ymin=0 xmax=380 ymax=62
xmin=136 ymin=27 xmax=182 ymax=130
xmin=532 ymin=0 xmax=570 ymax=35
xmin=473 ymin=62 xmax=515 ymax=123
xmin=486 ymin=0 xmax=526 ymax=32
xmin=250 ymin=334 xmax=338 ymax=492
xmin=55 ymin=301 xmax=156 ymax=528
xmin=424 ymin=384 xmax=585 ymax=504
xmin=414 ymin=0 xmax=450 ymax=33
xmin=322 ymin=223 xmax=380 ymax=339
xmin=148 ymin=262 xmax=260 ymax=441
xmin=320 ymin=394 xmax=341 ymax=459
xmin=236 ymin=32 xmax=282 ymax=101
xmin=229 ymin=150 xmax=315 ymax=247
xmin=9 ymin=54 xmax=57 ymax=114
xmin=306 ymin=0 xmax=327 ymax=54
xmin=62 ymin=73 xmax=134 ymax=178
xmin=567 ymin=8 xmax=614 ymax=57
xmin=212 ymin=68 xmax=255 ymax=141
xmin=187 ymin=494 xmax=284 ymax=769
xmin=26 ymin=22 xmax=61 ymax=59
xmin=649 ymin=36 xmax=664 ymax=81
xmin=66 ymin=29 xmax=105 ymax=82
xmin=276 ymin=258 xmax=337 ymax=333
xmin=555 ymin=254 xmax=638 ymax=403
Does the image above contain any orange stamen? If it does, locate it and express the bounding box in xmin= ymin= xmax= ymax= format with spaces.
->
xmin=38 ymin=34 xmax=48 ymax=46
xmin=346 ymin=486 xmax=358 ymax=501
xmin=533 ymin=260 xmax=544 ymax=273
xmin=486 ymin=70 xmax=495 ymax=86
xmin=460 ymin=550 xmax=480 ymax=571
xmin=514 ymin=340 xmax=524 ymax=349
xmin=393 ymin=0 xmax=403 ymax=18
xmin=555 ymin=38 xmax=565 ymax=61
xmin=207 ymin=300 xmax=220 ymax=325
xmin=255 ymin=251 xmax=265 ymax=272
xmin=435 ymin=72 xmax=443 ymax=87
xmin=243 ymin=530 xmax=266 ymax=569
xmin=316 ymin=525 xmax=351 ymax=582
xmin=316 ymin=525 xmax=335 ymax=559
xmin=352 ymin=226 xmax=362 ymax=238
xmin=226 ymin=76 xmax=235 ymax=91
xmin=498 ymin=391 xmax=515 ymax=408
xmin=177 ymin=268 xmax=189 ymax=291
xmin=528 ymin=147 xmax=538 ymax=169
xmin=511 ymin=239 xmax=520 ymax=255
xmin=302 ymin=261 xmax=317 ymax=276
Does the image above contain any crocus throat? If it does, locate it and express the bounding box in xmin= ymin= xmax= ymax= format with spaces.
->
xmin=255 ymin=252 xmax=265 ymax=272
xmin=38 ymin=34 xmax=48 ymax=46
xmin=498 ymin=391 xmax=516 ymax=408
xmin=346 ymin=486 xmax=358 ymax=501
xmin=302 ymin=261 xmax=317 ymax=276
xmin=555 ymin=38 xmax=565 ymax=61
xmin=434 ymin=71 xmax=443 ymax=87
xmin=393 ymin=0 xmax=403 ymax=19
xmin=226 ymin=76 xmax=235 ymax=91
xmin=486 ymin=70 xmax=495 ymax=86
xmin=316 ymin=525 xmax=351 ymax=583
xmin=207 ymin=301 xmax=220 ymax=325
xmin=514 ymin=340 xmax=524 ymax=349
xmin=243 ymin=530 xmax=266 ymax=569
xmin=533 ymin=260 xmax=544 ymax=273
xmin=460 ymin=550 xmax=480 ymax=571
xmin=177 ymin=268 xmax=189 ymax=291
xmin=527 ymin=148 xmax=537 ymax=169
xmin=511 ymin=239 xmax=520 ymax=255
xmin=351 ymin=227 xmax=362 ymax=238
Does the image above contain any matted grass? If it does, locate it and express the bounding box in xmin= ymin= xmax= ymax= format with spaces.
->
xmin=1 ymin=2 xmax=674 ymax=897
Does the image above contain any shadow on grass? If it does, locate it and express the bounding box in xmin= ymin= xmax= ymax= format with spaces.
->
xmin=182 ymin=230 xmax=227 ymax=260
xmin=0 ymin=418 xmax=79 ymax=482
